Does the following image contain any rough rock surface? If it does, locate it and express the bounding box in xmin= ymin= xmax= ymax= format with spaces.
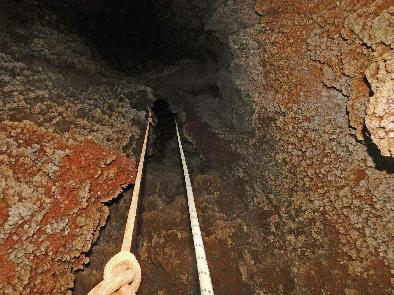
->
xmin=0 ymin=2 xmax=147 ymax=294
xmin=137 ymin=0 xmax=393 ymax=293
xmin=0 ymin=121 xmax=136 ymax=294
xmin=366 ymin=51 xmax=394 ymax=157
xmin=235 ymin=0 xmax=394 ymax=292
xmin=0 ymin=1 xmax=150 ymax=154
xmin=306 ymin=1 xmax=394 ymax=155
xmin=1 ymin=0 xmax=393 ymax=294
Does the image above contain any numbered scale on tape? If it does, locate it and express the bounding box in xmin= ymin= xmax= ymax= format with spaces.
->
xmin=175 ymin=118 xmax=214 ymax=295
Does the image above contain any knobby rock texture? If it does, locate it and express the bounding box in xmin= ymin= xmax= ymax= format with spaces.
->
xmin=0 ymin=2 xmax=147 ymax=294
xmin=0 ymin=0 xmax=393 ymax=294
xmin=0 ymin=121 xmax=136 ymax=294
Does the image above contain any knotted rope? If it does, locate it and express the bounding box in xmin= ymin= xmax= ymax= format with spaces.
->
xmin=88 ymin=110 xmax=152 ymax=295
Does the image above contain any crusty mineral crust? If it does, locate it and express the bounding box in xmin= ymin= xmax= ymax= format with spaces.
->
xmin=252 ymin=0 xmax=393 ymax=291
xmin=133 ymin=0 xmax=393 ymax=293
xmin=0 ymin=121 xmax=136 ymax=294
xmin=0 ymin=3 xmax=148 ymax=293
xmin=0 ymin=0 xmax=393 ymax=294
xmin=366 ymin=51 xmax=394 ymax=157
xmin=0 ymin=1 xmax=151 ymax=155
xmin=307 ymin=1 xmax=394 ymax=155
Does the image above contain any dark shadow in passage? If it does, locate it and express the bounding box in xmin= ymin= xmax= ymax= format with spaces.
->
xmin=363 ymin=126 xmax=394 ymax=173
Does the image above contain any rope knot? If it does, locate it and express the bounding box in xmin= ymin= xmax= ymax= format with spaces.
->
xmin=88 ymin=251 xmax=141 ymax=295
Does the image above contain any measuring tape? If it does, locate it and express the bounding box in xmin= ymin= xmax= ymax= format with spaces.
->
xmin=175 ymin=118 xmax=214 ymax=295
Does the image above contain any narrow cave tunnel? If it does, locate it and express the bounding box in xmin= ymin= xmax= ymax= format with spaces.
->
xmin=1 ymin=0 xmax=393 ymax=294
xmin=73 ymin=97 xmax=201 ymax=294
xmin=61 ymin=1 xmax=225 ymax=292
xmin=49 ymin=0 xmax=235 ymax=293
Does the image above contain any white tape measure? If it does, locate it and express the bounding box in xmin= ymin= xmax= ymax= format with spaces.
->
xmin=175 ymin=119 xmax=214 ymax=295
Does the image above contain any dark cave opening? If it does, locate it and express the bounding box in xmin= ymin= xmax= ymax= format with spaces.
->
xmin=57 ymin=0 xmax=222 ymax=291
xmin=16 ymin=0 xmax=249 ymax=132
xmin=150 ymin=99 xmax=177 ymax=161
xmin=363 ymin=126 xmax=394 ymax=173
xmin=42 ymin=0 xmax=222 ymax=72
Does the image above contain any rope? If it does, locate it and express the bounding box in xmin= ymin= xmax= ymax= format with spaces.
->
xmin=87 ymin=251 xmax=141 ymax=295
xmin=121 ymin=109 xmax=152 ymax=251
xmin=175 ymin=118 xmax=214 ymax=295
xmin=88 ymin=109 xmax=152 ymax=295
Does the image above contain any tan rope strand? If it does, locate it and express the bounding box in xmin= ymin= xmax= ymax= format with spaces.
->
xmin=88 ymin=109 xmax=151 ymax=295
xmin=121 ymin=109 xmax=152 ymax=251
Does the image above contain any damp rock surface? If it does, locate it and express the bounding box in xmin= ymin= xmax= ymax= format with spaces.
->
xmin=1 ymin=0 xmax=393 ymax=294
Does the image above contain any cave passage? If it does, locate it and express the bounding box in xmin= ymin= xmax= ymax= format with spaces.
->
xmin=67 ymin=0 xmax=218 ymax=285
xmin=73 ymin=99 xmax=200 ymax=293
xmin=134 ymin=98 xmax=200 ymax=293
xmin=150 ymin=99 xmax=177 ymax=161
xmin=20 ymin=0 xmax=239 ymax=293
xmin=2 ymin=0 xmax=394 ymax=294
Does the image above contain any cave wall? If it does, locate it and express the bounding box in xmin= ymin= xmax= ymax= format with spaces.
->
xmin=126 ymin=0 xmax=393 ymax=293
xmin=147 ymin=0 xmax=394 ymax=292
xmin=235 ymin=0 xmax=394 ymax=291
xmin=0 ymin=0 xmax=393 ymax=294
xmin=0 ymin=1 xmax=149 ymax=293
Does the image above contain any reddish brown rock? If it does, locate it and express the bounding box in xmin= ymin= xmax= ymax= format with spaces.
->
xmin=0 ymin=121 xmax=136 ymax=294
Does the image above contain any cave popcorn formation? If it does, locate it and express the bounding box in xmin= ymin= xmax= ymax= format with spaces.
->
xmin=0 ymin=0 xmax=393 ymax=294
